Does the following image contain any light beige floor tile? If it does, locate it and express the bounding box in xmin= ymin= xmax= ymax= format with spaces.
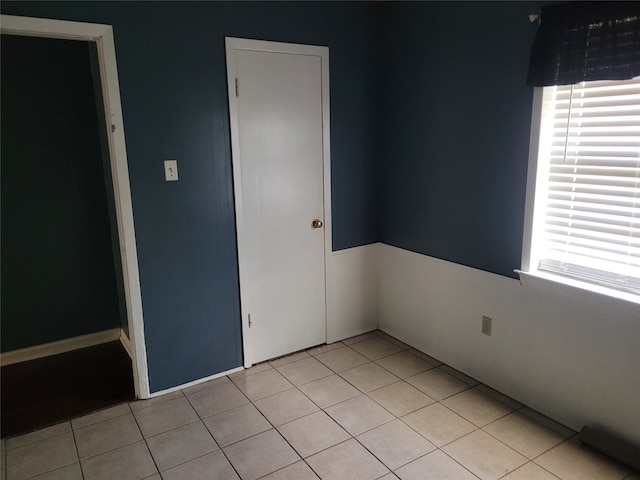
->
xmin=314 ymin=346 xmax=370 ymax=372
xmin=357 ymin=419 xmax=435 ymax=470
xmin=223 ymin=429 xmax=300 ymax=480
xmin=377 ymin=474 xmax=400 ymax=480
xmin=325 ymin=395 xmax=394 ymax=436
xmin=298 ymin=374 xmax=361 ymax=408
xmin=519 ymin=408 xmax=575 ymax=438
xmin=442 ymin=430 xmax=527 ymax=480
xmin=129 ymin=390 xmax=184 ymax=413
xmin=340 ymin=363 xmax=399 ymax=393
xmin=375 ymin=351 xmax=435 ymax=378
xmin=270 ymin=350 xmax=311 ymax=368
xmin=231 ymin=368 xmax=294 ymax=401
xmin=441 ymin=388 xmax=513 ymax=427
xmin=185 ymin=381 xmax=249 ymax=418
xmin=81 ymin=440 xmax=157 ymax=480
xmin=142 ymin=475 xmax=161 ymax=480
xmin=261 ymin=461 xmax=320 ymax=479
xmin=6 ymin=432 xmax=77 ymax=480
xmin=377 ymin=333 xmax=411 ymax=350
xmin=75 ymin=413 xmax=142 ymax=459
xmin=406 ymin=368 xmax=470 ymax=400
xmin=278 ymin=411 xmax=350 ymax=458
xmin=254 ymin=388 xmax=319 ymax=426
xmin=501 ymin=462 xmax=560 ymax=480
xmin=475 ymin=384 xmax=523 ymax=410
xmin=368 ymin=381 xmax=435 ymax=417
xmin=6 ymin=422 xmax=71 ymax=449
xmin=438 ymin=365 xmax=480 ymax=386
xmin=146 ymin=421 xmax=217 ymax=471
xmin=181 ymin=375 xmax=231 ymax=396
xmin=395 ymin=449 xmax=479 ymax=480
xmin=484 ymin=412 xmax=565 ymax=459
xmin=407 ymin=349 xmax=442 ymax=366
xmin=160 ymin=450 xmax=239 ymax=480
xmin=204 ymin=403 xmax=271 ymax=447
xmin=228 ymin=362 xmax=273 ymax=379
xmin=535 ymin=440 xmax=629 ymax=480
xmin=307 ymin=342 xmax=345 ymax=356
xmin=401 ymin=403 xmax=476 ymax=447
xmin=133 ymin=396 xmax=199 ymax=438
xmin=30 ymin=463 xmax=83 ymax=480
xmin=71 ymin=403 xmax=131 ymax=430
xmin=350 ymin=338 xmax=402 ymax=361
xmin=306 ymin=438 xmax=389 ymax=480
xmin=1 ymin=441 xmax=5 ymax=480
xmin=276 ymin=356 xmax=333 ymax=386
xmin=342 ymin=332 xmax=380 ymax=345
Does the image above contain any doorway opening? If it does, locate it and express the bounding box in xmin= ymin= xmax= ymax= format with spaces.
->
xmin=0 ymin=15 xmax=149 ymax=436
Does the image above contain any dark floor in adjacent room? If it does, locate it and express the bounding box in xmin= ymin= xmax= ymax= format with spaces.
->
xmin=1 ymin=341 xmax=134 ymax=438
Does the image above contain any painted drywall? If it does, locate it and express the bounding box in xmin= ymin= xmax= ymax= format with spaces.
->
xmin=379 ymin=244 xmax=640 ymax=446
xmin=0 ymin=1 xmax=382 ymax=391
xmin=378 ymin=1 xmax=546 ymax=279
xmin=1 ymin=34 xmax=121 ymax=351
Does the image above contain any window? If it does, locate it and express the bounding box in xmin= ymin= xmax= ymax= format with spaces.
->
xmin=524 ymin=76 xmax=640 ymax=298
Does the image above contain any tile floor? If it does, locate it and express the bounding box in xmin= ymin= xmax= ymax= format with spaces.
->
xmin=2 ymin=330 xmax=637 ymax=480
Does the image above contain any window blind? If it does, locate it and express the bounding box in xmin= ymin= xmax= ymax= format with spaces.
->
xmin=536 ymin=76 xmax=640 ymax=294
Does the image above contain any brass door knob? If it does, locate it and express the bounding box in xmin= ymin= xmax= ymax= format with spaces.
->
xmin=312 ymin=219 xmax=323 ymax=229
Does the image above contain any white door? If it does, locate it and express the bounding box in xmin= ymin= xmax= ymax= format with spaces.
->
xmin=226 ymin=38 xmax=331 ymax=366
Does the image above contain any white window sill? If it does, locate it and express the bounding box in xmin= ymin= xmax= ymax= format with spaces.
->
xmin=515 ymin=269 xmax=640 ymax=307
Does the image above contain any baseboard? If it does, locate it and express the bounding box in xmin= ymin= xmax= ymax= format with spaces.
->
xmin=119 ymin=330 xmax=133 ymax=359
xmin=0 ymin=328 xmax=122 ymax=366
xmin=147 ymin=366 xmax=245 ymax=398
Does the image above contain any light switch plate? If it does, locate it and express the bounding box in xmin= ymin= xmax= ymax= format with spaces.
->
xmin=164 ymin=160 xmax=178 ymax=181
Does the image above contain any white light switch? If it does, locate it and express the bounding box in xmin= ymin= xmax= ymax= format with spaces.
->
xmin=164 ymin=160 xmax=178 ymax=181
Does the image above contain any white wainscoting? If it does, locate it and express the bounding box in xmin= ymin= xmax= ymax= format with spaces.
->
xmin=327 ymin=244 xmax=379 ymax=343
xmin=378 ymin=243 xmax=640 ymax=445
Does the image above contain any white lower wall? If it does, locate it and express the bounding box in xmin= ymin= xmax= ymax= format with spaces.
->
xmin=378 ymin=243 xmax=640 ymax=445
xmin=328 ymin=244 xmax=379 ymax=343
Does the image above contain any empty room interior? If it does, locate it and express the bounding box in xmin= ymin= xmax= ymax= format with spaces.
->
xmin=0 ymin=1 xmax=638 ymax=480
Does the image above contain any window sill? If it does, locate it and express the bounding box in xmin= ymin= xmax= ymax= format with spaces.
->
xmin=514 ymin=269 xmax=640 ymax=307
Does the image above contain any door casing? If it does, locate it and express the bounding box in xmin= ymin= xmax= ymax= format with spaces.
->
xmin=1 ymin=14 xmax=150 ymax=398
xmin=225 ymin=37 xmax=333 ymax=367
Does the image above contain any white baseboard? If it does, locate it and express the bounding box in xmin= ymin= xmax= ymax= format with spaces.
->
xmin=0 ymin=328 xmax=122 ymax=366
xmin=147 ymin=366 xmax=245 ymax=398
xmin=119 ymin=330 xmax=133 ymax=359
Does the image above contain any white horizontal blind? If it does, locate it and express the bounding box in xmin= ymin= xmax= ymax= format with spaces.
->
xmin=536 ymin=77 xmax=640 ymax=295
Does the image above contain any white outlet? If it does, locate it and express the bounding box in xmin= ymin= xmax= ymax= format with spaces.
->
xmin=482 ymin=316 xmax=492 ymax=336
xmin=164 ymin=160 xmax=178 ymax=181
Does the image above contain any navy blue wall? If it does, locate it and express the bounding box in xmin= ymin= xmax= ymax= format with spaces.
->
xmin=378 ymin=1 xmax=544 ymax=278
xmin=1 ymin=35 xmax=121 ymax=352
xmin=1 ymin=1 xmax=381 ymax=391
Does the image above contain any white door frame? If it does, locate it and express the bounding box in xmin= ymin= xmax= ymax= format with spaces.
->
xmin=225 ymin=37 xmax=333 ymax=367
xmin=1 ymin=14 xmax=150 ymax=398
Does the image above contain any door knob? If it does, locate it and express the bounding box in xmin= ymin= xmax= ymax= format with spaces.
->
xmin=312 ymin=219 xmax=323 ymax=229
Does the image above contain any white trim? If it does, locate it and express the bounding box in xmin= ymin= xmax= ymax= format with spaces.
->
xmin=147 ymin=366 xmax=244 ymax=398
xmin=120 ymin=330 xmax=133 ymax=359
xmin=0 ymin=328 xmax=121 ymax=366
xmin=0 ymin=15 xmax=150 ymax=399
xmin=521 ymin=87 xmax=544 ymax=272
xmin=225 ymin=37 xmax=332 ymax=368
xmin=515 ymin=270 xmax=640 ymax=307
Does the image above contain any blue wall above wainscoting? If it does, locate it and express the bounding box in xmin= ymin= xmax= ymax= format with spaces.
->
xmin=1 ymin=1 xmax=381 ymax=392
xmin=378 ymin=1 xmax=546 ymax=279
